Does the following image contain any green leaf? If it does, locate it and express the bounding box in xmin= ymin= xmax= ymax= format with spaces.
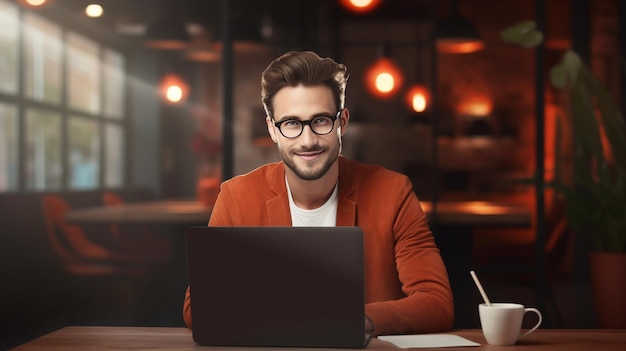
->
xmin=500 ymin=21 xmax=543 ymax=48
xmin=562 ymin=50 xmax=582 ymax=80
xmin=550 ymin=64 xmax=568 ymax=88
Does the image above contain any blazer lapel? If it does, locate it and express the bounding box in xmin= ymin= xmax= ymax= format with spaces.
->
xmin=337 ymin=157 xmax=357 ymax=226
xmin=266 ymin=163 xmax=292 ymax=226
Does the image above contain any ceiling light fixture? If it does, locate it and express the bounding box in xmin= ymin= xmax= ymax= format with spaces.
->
xmin=159 ymin=73 xmax=189 ymax=104
xmin=339 ymin=0 xmax=382 ymax=13
xmin=144 ymin=18 xmax=192 ymax=50
xmin=143 ymin=1 xmax=192 ymax=51
xmin=85 ymin=4 xmax=104 ymax=18
xmin=435 ymin=0 xmax=484 ymax=54
xmin=406 ymin=85 xmax=430 ymax=113
xmin=24 ymin=0 xmax=46 ymax=6
xmin=364 ymin=43 xmax=403 ymax=99
xmin=181 ymin=25 xmax=221 ymax=62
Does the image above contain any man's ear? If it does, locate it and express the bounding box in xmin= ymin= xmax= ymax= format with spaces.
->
xmin=338 ymin=108 xmax=350 ymax=137
xmin=266 ymin=117 xmax=279 ymax=143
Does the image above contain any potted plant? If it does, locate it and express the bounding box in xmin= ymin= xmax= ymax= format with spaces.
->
xmin=501 ymin=21 xmax=626 ymax=328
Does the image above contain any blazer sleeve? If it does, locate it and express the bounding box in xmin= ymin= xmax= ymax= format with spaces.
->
xmin=364 ymin=176 xmax=454 ymax=335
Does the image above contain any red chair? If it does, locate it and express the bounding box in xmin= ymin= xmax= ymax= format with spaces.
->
xmin=42 ymin=195 xmax=167 ymax=324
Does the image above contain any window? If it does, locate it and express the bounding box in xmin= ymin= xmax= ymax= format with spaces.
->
xmin=25 ymin=108 xmax=62 ymax=191
xmin=66 ymin=32 xmax=100 ymax=114
xmin=104 ymin=123 xmax=125 ymax=187
xmin=0 ymin=0 xmax=19 ymax=95
xmin=23 ymin=12 xmax=62 ymax=104
xmin=0 ymin=0 xmax=128 ymax=193
xmin=0 ymin=103 xmax=18 ymax=191
xmin=103 ymin=49 xmax=125 ymax=119
xmin=68 ymin=116 xmax=100 ymax=189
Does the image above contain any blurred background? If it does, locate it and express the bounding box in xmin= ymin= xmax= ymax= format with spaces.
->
xmin=0 ymin=0 xmax=624 ymax=349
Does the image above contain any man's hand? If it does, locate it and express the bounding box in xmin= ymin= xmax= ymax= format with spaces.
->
xmin=365 ymin=314 xmax=374 ymax=333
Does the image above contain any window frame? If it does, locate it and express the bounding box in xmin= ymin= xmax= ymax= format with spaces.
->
xmin=0 ymin=1 xmax=130 ymax=193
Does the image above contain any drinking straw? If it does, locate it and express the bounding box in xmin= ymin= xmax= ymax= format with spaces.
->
xmin=470 ymin=270 xmax=491 ymax=306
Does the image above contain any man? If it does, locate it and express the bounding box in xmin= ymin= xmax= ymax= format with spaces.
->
xmin=183 ymin=51 xmax=454 ymax=336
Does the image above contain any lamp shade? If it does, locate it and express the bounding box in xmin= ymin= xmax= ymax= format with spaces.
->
xmin=144 ymin=19 xmax=192 ymax=50
xmin=435 ymin=0 xmax=484 ymax=54
xmin=339 ymin=0 xmax=382 ymax=13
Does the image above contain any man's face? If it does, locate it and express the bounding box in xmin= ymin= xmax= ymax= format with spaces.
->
xmin=266 ymin=85 xmax=348 ymax=181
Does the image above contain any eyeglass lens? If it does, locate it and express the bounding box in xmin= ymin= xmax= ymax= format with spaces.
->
xmin=277 ymin=115 xmax=336 ymax=138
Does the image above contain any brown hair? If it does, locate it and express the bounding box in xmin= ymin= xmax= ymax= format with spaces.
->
xmin=261 ymin=51 xmax=348 ymax=118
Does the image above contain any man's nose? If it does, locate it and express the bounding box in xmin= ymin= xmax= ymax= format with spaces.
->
xmin=298 ymin=124 xmax=318 ymax=144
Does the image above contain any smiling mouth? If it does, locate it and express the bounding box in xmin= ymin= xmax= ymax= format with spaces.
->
xmin=295 ymin=149 xmax=324 ymax=160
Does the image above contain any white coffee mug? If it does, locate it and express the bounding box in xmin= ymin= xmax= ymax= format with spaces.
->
xmin=479 ymin=303 xmax=542 ymax=346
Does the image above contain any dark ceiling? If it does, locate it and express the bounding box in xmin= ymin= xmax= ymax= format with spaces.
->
xmin=45 ymin=0 xmax=437 ymax=45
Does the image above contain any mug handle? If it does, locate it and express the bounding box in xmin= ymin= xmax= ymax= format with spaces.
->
xmin=519 ymin=308 xmax=542 ymax=338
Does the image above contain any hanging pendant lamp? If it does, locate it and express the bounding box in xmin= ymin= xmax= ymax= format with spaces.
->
xmin=365 ymin=43 xmax=404 ymax=99
xmin=435 ymin=0 xmax=484 ymax=54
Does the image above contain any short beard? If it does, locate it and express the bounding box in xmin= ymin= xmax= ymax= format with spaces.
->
xmin=280 ymin=146 xmax=339 ymax=181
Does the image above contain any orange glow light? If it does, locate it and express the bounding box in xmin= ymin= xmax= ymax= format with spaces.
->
xmin=406 ymin=85 xmax=430 ymax=113
xmin=458 ymin=96 xmax=492 ymax=116
xmin=365 ymin=58 xmax=403 ymax=99
xmin=340 ymin=0 xmax=381 ymax=13
xmin=85 ymin=4 xmax=104 ymax=18
xmin=437 ymin=40 xmax=484 ymax=54
xmin=25 ymin=0 xmax=47 ymax=6
xmin=159 ymin=73 xmax=189 ymax=104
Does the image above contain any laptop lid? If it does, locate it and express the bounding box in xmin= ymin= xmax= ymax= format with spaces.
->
xmin=186 ymin=226 xmax=369 ymax=348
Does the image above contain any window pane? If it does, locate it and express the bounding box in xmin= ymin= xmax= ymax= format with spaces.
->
xmin=23 ymin=12 xmax=63 ymax=104
xmin=25 ymin=108 xmax=62 ymax=191
xmin=104 ymin=123 xmax=124 ymax=187
xmin=103 ymin=49 xmax=125 ymax=119
xmin=0 ymin=103 xmax=19 ymax=191
xmin=0 ymin=0 xmax=19 ymax=95
xmin=68 ymin=116 xmax=100 ymax=190
xmin=66 ymin=32 xmax=100 ymax=114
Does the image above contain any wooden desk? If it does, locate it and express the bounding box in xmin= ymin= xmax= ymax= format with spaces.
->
xmin=64 ymin=200 xmax=212 ymax=225
xmin=422 ymin=200 xmax=531 ymax=227
xmin=11 ymin=326 xmax=626 ymax=351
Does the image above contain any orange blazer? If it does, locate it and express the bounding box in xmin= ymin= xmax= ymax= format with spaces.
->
xmin=183 ymin=156 xmax=454 ymax=335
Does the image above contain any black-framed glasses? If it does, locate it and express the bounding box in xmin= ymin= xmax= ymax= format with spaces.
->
xmin=272 ymin=110 xmax=342 ymax=139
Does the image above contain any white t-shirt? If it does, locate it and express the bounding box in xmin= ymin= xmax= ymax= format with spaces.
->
xmin=286 ymin=179 xmax=338 ymax=227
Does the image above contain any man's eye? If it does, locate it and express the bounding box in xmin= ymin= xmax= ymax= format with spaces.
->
xmin=313 ymin=117 xmax=331 ymax=125
xmin=283 ymin=120 xmax=301 ymax=128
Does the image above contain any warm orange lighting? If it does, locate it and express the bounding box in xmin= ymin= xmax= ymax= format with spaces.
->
xmin=159 ymin=73 xmax=189 ymax=104
xmin=437 ymin=40 xmax=484 ymax=54
xmin=85 ymin=4 xmax=104 ymax=18
xmin=406 ymin=85 xmax=430 ymax=113
xmin=365 ymin=58 xmax=403 ymax=99
xmin=340 ymin=0 xmax=381 ymax=13
xmin=461 ymin=201 xmax=510 ymax=215
xmin=376 ymin=73 xmax=394 ymax=93
xmin=166 ymin=86 xmax=183 ymax=103
xmin=458 ymin=96 xmax=492 ymax=116
xmin=25 ymin=0 xmax=46 ymax=6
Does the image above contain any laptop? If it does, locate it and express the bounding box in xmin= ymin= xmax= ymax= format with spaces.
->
xmin=186 ymin=226 xmax=370 ymax=348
